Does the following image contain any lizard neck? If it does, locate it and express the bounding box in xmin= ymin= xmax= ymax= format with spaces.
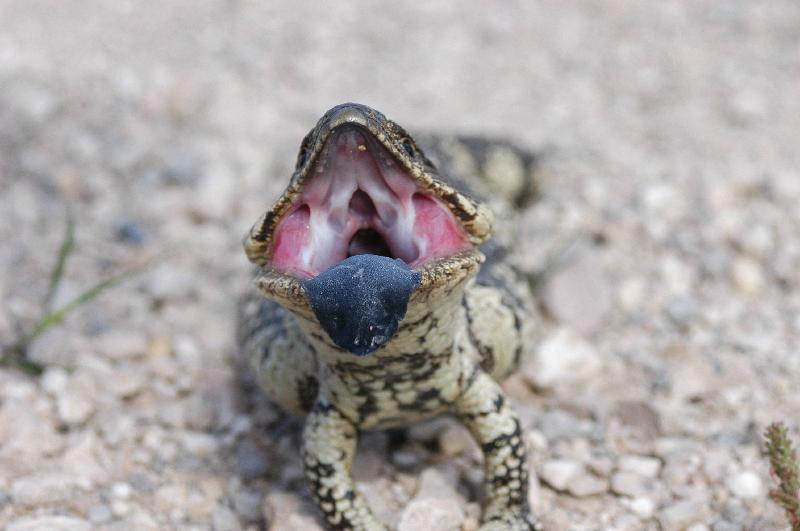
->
xmin=301 ymin=274 xmax=473 ymax=365
xmin=310 ymin=279 xmax=476 ymax=429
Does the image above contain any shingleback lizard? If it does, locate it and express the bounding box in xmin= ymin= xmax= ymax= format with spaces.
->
xmin=239 ymin=103 xmax=540 ymax=530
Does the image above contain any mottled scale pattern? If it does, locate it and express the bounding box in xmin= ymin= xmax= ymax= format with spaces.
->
xmin=239 ymin=103 xmax=541 ymax=531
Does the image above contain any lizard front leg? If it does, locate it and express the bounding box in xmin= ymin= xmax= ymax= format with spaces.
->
xmin=302 ymin=402 xmax=386 ymax=531
xmin=455 ymin=369 xmax=540 ymax=531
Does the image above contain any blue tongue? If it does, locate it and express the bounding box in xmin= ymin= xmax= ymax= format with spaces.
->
xmin=303 ymin=254 xmax=421 ymax=355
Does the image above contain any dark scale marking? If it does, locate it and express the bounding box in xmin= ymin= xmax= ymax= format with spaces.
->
xmin=356 ymin=393 xmax=380 ymax=421
xmin=481 ymin=419 xmax=523 ymax=454
xmin=441 ymin=190 xmax=477 ymax=222
xmin=463 ymin=297 xmax=496 ymax=374
xmin=297 ymin=375 xmax=319 ymax=413
xmin=493 ymin=393 xmax=505 ymax=412
xmin=254 ymin=211 xmax=278 ymax=242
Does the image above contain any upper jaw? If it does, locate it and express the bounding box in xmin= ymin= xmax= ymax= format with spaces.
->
xmin=269 ymin=124 xmax=476 ymax=278
xmin=243 ymin=103 xmax=494 ymax=275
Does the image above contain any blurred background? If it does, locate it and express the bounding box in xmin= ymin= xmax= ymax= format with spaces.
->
xmin=1 ymin=2 xmax=799 ymax=530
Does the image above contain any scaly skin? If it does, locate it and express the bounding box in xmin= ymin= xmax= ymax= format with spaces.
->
xmin=239 ymin=103 xmax=541 ymax=530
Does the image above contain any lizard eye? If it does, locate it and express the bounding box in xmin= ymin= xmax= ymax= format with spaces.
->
xmin=400 ymin=139 xmax=415 ymax=157
xmin=297 ymin=148 xmax=308 ymax=168
xmin=296 ymin=132 xmax=315 ymax=169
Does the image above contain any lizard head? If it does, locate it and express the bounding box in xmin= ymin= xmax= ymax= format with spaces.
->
xmin=244 ymin=103 xmax=493 ymax=355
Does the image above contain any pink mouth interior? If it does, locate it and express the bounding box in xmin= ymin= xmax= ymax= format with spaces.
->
xmin=270 ymin=126 xmax=471 ymax=278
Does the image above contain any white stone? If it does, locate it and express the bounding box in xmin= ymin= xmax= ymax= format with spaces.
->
xmin=539 ymin=459 xmax=583 ymax=491
xmin=56 ymin=388 xmax=95 ymax=426
xmin=438 ymin=422 xmax=477 ymax=457
xmin=41 ymin=367 xmax=69 ymax=395
xmin=658 ymin=500 xmax=705 ymax=529
xmin=626 ymin=497 xmax=655 ymax=519
xmin=523 ymin=328 xmax=602 ymax=389
xmin=617 ymin=455 xmax=662 ymax=479
xmin=731 ymin=256 xmax=765 ymax=296
xmin=109 ymin=366 xmax=146 ymax=398
xmin=397 ymin=497 xmax=464 ymax=531
xmin=112 ymin=482 xmax=132 ymax=499
xmin=726 ymin=470 xmax=763 ymax=499
xmin=146 ymin=263 xmax=195 ymax=300
xmin=111 ymin=499 xmax=132 ymax=517
xmin=611 ymin=472 xmax=659 ymax=498
xmin=567 ymin=473 xmax=608 ymax=497
xmin=94 ymin=330 xmax=148 ymax=359
xmin=7 ymin=515 xmax=91 ymax=531
xmin=357 ymin=477 xmax=403 ymax=526
xmin=11 ymin=473 xmax=80 ymax=506
xmin=60 ymin=433 xmax=108 ymax=486
xmin=87 ymin=504 xmax=113 ymax=524
xmin=0 ymin=400 xmax=64 ymax=466
xmin=212 ymin=505 xmax=242 ymax=531
xmin=661 ymin=255 xmax=695 ymax=296
xmin=415 ymin=468 xmax=460 ymax=500
xmin=181 ymin=431 xmax=219 ymax=457
xmin=263 ymin=490 xmax=323 ymax=531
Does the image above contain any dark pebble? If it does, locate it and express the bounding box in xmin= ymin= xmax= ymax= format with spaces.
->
xmin=115 ymin=221 xmax=147 ymax=245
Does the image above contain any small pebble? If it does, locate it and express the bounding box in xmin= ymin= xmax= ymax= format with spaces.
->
xmin=114 ymin=220 xmax=147 ymax=245
xmin=95 ymin=330 xmax=148 ymax=360
xmin=41 ymin=367 xmax=69 ymax=395
xmin=11 ymin=473 xmax=78 ymax=506
xmin=522 ymin=328 xmax=602 ymax=390
xmin=212 ymin=505 xmax=242 ymax=531
xmin=539 ymin=459 xmax=583 ymax=491
xmin=111 ymin=482 xmax=132 ymax=499
xmin=57 ymin=389 xmax=95 ymax=426
xmin=109 ymin=366 xmax=147 ymax=398
xmin=658 ymin=500 xmax=706 ymax=530
xmin=397 ymin=497 xmax=464 ymax=531
xmin=236 ymin=441 xmax=269 ymax=480
xmin=567 ymin=474 xmax=608 ymax=497
xmin=161 ymin=155 xmax=202 ymax=185
xmin=726 ymin=470 xmax=763 ymax=499
xmin=88 ymin=504 xmax=113 ymax=524
xmin=617 ymin=455 xmax=662 ymax=479
xmin=611 ymin=471 xmax=659 ymax=498
xmin=730 ymin=256 xmax=765 ymax=295
xmin=182 ymin=431 xmax=219 ymax=458
xmin=626 ymin=497 xmax=655 ymax=519
xmin=438 ymin=423 xmax=477 ymax=457
xmin=111 ymin=499 xmax=131 ymax=517
xmin=7 ymin=515 xmax=91 ymax=531
xmin=538 ymin=409 xmax=584 ymax=441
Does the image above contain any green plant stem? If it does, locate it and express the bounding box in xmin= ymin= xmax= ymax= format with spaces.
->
xmin=45 ymin=207 xmax=75 ymax=309
xmin=765 ymin=422 xmax=800 ymax=530
xmin=1 ymin=265 xmax=146 ymax=375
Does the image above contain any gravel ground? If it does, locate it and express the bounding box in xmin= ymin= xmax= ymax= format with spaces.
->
xmin=2 ymin=2 xmax=799 ymax=530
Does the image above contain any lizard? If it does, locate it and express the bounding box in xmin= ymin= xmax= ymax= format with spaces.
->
xmin=239 ymin=102 xmax=540 ymax=530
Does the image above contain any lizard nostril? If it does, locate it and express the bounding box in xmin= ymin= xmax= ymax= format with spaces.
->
xmin=348 ymin=189 xmax=377 ymax=218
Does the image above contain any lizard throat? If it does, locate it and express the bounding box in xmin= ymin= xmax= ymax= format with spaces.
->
xmin=270 ymin=126 xmax=472 ymax=278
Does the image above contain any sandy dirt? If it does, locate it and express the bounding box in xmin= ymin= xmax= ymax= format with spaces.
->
xmin=1 ymin=2 xmax=799 ymax=530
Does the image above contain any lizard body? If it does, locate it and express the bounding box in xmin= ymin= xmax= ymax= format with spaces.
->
xmin=240 ymin=103 xmax=540 ymax=530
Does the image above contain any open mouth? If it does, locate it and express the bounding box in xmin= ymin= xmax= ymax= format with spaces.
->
xmin=269 ymin=125 xmax=472 ymax=278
